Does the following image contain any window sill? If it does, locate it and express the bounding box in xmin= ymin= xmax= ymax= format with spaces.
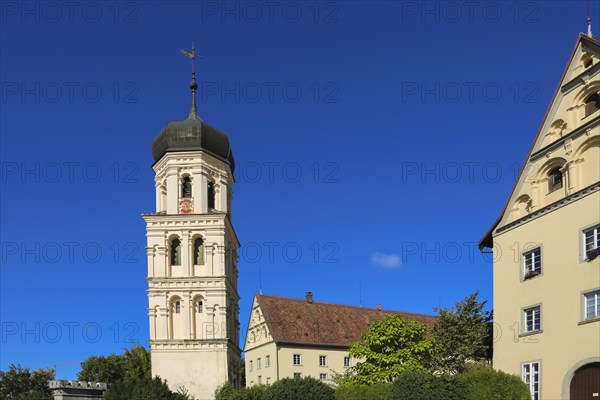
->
xmin=519 ymin=330 xmax=543 ymax=338
xmin=523 ymin=273 xmax=542 ymax=281
xmin=578 ymin=317 xmax=600 ymax=326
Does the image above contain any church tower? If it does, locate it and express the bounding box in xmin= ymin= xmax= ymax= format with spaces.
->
xmin=143 ymin=50 xmax=241 ymax=399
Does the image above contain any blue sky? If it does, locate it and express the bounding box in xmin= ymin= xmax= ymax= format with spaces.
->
xmin=1 ymin=0 xmax=598 ymax=379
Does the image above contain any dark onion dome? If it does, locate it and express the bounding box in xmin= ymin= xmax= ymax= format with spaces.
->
xmin=151 ymin=72 xmax=235 ymax=172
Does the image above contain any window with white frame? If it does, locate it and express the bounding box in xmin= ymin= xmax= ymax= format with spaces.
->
xmin=583 ymin=225 xmax=600 ymax=260
xmin=319 ymin=355 xmax=327 ymax=367
xmin=293 ymin=354 xmax=302 ymax=366
xmin=258 ymin=376 xmax=262 ymax=384
xmin=249 ymin=360 xmax=253 ymax=371
xmin=265 ymin=355 xmax=270 ymax=368
xmin=584 ymin=290 xmax=600 ymax=320
xmin=344 ymin=356 xmax=351 ymax=368
xmin=524 ymin=306 xmax=541 ymax=333
xmin=319 ymin=373 xmax=327 ymax=381
xmin=293 ymin=373 xmax=301 ymax=378
xmin=257 ymin=357 xmax=261 ymax=370
xmin=523 ymin=248 xmax=542 ymax=279
xmin=522 ymin=361 xmax=540 ymax=400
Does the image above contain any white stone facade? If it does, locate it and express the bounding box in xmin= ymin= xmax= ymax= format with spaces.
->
xmin=144 ymin=150 xmax=241 ymax=400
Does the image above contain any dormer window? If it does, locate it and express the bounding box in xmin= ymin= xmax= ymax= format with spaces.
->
xmin=182 ymin=176 xmax=192 ymax=198
xmin=207 ymin=181 xmax=215 ymax=210
xmin=548 ymin=168 xmax=563 ymax=193
xmin=584 ymin=93 xmax=600 ymax=118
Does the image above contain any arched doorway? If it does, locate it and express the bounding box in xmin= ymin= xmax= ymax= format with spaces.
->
xmin=570 ymin=362 xmax=600 ymax=399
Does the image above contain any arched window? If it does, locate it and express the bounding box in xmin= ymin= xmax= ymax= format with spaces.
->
xmin=175 ymin=301 xmax=181 ymax=314
xmin=197 ymin=301 xmax=203 ymax=313
xmin=182 ymin=176 xmax=192 ymax=198
xmin=207 ymin=181 xmax=215 ymax=210
xmin=170 ymin=238 xmax=181 ymax=265
xmin=585 ymin=93 xmax=600 ymax=118
xmin=548 ymin=167 xmax=563 ymax=193
xmin=193 ymin=238 xmax=204 ymax=265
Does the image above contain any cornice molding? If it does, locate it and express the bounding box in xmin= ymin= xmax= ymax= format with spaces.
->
xmin=496 ymin=182 xmax=600 ymax=236
xmin=561 ymin=62 xmax=600 ymax=94
xmin=530 ymin=116 xmax=599 ymax=161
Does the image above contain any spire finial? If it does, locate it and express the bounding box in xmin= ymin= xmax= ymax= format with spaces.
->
xmin=587 ymin=0 xmax=593 ymax=38
xmin=180 ymin=43 xmax=202 ymax=119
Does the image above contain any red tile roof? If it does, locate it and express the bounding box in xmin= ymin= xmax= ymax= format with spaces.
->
xmin=256 ymin=294 xmax=438 ymax=347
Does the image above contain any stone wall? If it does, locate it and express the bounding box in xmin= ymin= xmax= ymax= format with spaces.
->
xmin=49 ymin=380 xmax=107 ymax=400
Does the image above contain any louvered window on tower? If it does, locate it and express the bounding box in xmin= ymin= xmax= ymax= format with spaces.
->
xmin=171 ymin=239 xmax=181 ymax=265
xmin=182 ymin=176 xmax=192 ymax=198
xmin=207 ymin=182 xmax=215 ymax=209
xmin=194 ymin=238 xmax=204 ymax=265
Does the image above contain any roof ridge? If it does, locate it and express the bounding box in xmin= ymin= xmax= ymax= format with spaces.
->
xmin=256 ymin=294 xmax=437 ymax=317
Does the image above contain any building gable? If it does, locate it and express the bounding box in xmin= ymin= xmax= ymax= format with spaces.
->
xmin=481 ymin=34 xmax=600 ymax=249
xmin=244 ymin=295 xmax=274 ymax=352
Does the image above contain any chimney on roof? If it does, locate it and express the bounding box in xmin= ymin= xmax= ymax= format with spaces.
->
xmin=376 ymin=304 xmax=382 ymax=311
xmin=306 ymin=292 xmax=313 ymax=303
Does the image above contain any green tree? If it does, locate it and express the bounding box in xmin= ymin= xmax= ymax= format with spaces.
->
xmin=77 ymin=353 xmax=127 ymax=384
xmin=78 ymin=346 xmax=192 ymax=400
xmin=431 ymin=291 xmax=493 ymax=374
xmin=103 ymin=376 xmax=191 ymax=400
xmin=347 ymin=314 xmax=439 ymax=384
xmin=77 ymin=345 xmax=151 ymax=384
xmin=0 ymin=364 xmax=55 ymax=400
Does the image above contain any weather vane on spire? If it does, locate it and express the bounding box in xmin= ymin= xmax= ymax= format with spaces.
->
xmin=180 ymin=43 xmax=202 ymax=119
xmin=180 ymin=43 xmax=201 ymax=75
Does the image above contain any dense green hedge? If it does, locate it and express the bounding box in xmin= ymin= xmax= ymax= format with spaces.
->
xmin=216 ymin=369 xmax=529 ymax=400
xmin=456 ymin=368 xmax=530 ymax=400
xmin=335 ymin=383 xmax=393 ymax=400
xmin=216 ymin=378 xmax=334 ymax=400
xmin=263 ymin=378 xmax=334 ymax=400
xmin=393 ymin=370 xmax=464 ymax=400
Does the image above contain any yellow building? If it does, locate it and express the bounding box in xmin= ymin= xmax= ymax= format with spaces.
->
xmin=243 ymin=293 xmax=437 ymax=386
xmin=479 ymin=33 xmax=600 ymax=399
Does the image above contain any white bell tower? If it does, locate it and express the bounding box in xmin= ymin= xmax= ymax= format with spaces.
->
xmin=143 ymin=46 xmax=241 ymax=399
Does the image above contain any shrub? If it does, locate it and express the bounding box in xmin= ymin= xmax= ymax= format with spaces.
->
xmin=335 ymin=382 xmax=393 ymax=400
xmin=103 ymin=376 xmax=191 ymax=400
xmin=215 ymin=383 xmax=237 ymax=400
xmin=215 ymin=383 xmax=268 ymax=400
xmin=392 ymin=370 xmax=465 ymax=400
xmin=457 ymin=368 xmax=530 ymax=400
xmin=262 ymin=377 xmax=335 ymax=400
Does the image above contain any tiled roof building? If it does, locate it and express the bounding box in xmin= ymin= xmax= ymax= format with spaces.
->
xmin=243 ymin=292 xmax=437 ymax=386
